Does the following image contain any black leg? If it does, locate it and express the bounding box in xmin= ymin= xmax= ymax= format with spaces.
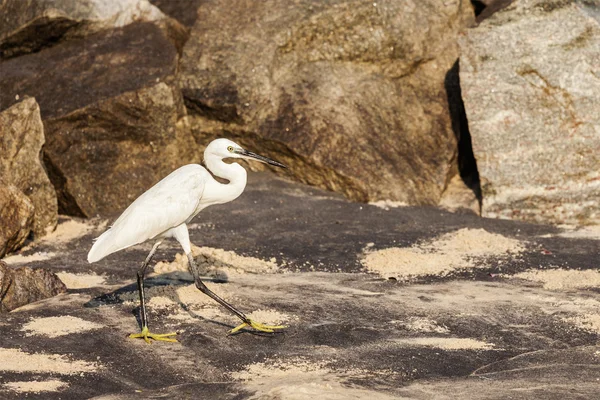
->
xmin=186 ymin=252 xmax=249 ymax=324
xmin=136 ymin=241 xmax=162 ymax=329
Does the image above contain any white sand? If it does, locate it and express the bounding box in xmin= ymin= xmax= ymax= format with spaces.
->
xmin=0 ymin=348 xmax=98 ymax=374
xmin=233 ymin=358 xmax=398 ymax=400
xmin=44 ymin=219 xmax=96 ymax=244
xmin=247 ymin=309 xmax=294 ymax=325
xmin=2 ymin=251 xmax=56 ymax=265
xmin=21 ymin=316 xmax=103 ymax=338
xmin=510 ymin=269 xmax=600 ymax=290
xmin=154 ymin=245 xmax=278 ymax=276
xmin=362 ymin=228 xmax=525 ymax=279
xmin=567 ymin=314 xmax=600 ymax=334
xmin=391 ymin=337 xmax=494 ymax=350
xmin=368 ymin=200 xmax=408 ymax=210
xmin=3 ymin=380 xmax=68 ymax=393
xmin=398 ymin=317 xmax=450 ymax=334
xmin=55 ymin=272 xmax=106 ymax=289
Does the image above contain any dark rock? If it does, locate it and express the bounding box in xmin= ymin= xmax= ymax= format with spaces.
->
xmin=0 ymin=183 xmax=34 ymax=258
xmin=1 ymin=174 xmax=598 ymax=399
xmin=0 ymin=22 xmax=198 ymax=217
xmin=0 ymin=260 xmax=66 ymax=312
xmin=459 ymin=0 xmax=600 ymax=224
xmin=0 ymin=0 xmax=185 ymax=60
xmin=149 ymin=0 xmax=205 ymax=28
xmin=0 ymin=97 xmax=58 ymax=237
xmin=180 ymin=0 xmax=474 ymax=205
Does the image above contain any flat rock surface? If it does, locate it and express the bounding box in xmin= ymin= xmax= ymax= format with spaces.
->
xmin=1 ymin=173 xmax=598 ymax=399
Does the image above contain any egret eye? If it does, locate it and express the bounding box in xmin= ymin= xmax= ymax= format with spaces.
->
xmin=227 ymin=146 xmax=234 ymax=152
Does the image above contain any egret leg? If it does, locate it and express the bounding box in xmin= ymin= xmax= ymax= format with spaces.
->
xmin=186 ymin=253 xmax=286 ymax=334
xmin=129 ymin=241 xmax=178 ymax=344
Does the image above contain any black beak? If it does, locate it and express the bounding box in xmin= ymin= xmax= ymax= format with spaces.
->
xmin=239 ymin=149 xmax=287 ymax=168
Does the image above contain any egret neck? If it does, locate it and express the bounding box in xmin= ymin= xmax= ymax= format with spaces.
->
xmin=204 ymin=155 xmax=248 ymax=205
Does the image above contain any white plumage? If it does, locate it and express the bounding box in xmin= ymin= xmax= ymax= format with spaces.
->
xmin=87 ymin=138 xmax=287 ymax=342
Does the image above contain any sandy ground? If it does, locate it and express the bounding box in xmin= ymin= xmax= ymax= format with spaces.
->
xmin=0 ymin=174 xmax=598 ymax=399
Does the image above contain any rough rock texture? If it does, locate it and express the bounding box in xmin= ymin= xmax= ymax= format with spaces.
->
xmin=149 ymin=0 xmax=205 ymax=28
xmin=0 ymin=22 xmax=198 ymax=217
xmin=0 ymin=0 xmax=187 ymax=60
xmin=0 ymin=174 xmax=598 ymax=399
xmin=460 ymin=0 xmax=600 ymax=225
xmin=180 ymin=0 xmax=474 ymax=204
xmin=0 ymin=98 xmax=58 ymax=237
xmin=0 ymin=184 xmax=34 ymax=258
xmin=0 ymin=261 xmax=66 ymax=312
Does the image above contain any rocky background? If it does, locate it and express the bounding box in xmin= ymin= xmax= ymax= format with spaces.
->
xmin=0 ymin=0 xmax=599 ymax=398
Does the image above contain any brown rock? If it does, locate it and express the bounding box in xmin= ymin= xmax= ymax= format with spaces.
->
xmin=0 ymin=98 xmax=58 ymax=237
xmin=0 ymin=184 xmax=34 ymax=258
xmin=180 ymin=0 xmax=474 ymax=204
xmin=0 ymin=22 xmax=198 ymax=217
xmin=0 ymin=260 xmax=66 ymax=312
xmin=0 ymin=0 xmax=184 ymax=60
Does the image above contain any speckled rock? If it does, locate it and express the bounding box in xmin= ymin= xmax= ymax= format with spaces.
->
xmin=0 ymin=184 xmax=34 ymax=258
xmin=0 ymin=261 xmax=66 ymax=312
xmin=459 ymin=0 xmax=600 ymax=224
xmin=0 ymin=98 xmax=58 ymax=237
xmin=180 ymin=0 xmax=474 ymax=204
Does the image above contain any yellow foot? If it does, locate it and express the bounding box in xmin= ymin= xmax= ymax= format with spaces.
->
xmin=229 ymin=319 xmax=287 ymax=334
xmin=129 ymin=326 xmax=178 ymax=344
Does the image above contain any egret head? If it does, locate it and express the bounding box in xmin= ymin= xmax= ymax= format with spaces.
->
xmin=205 ymin=138 xmax=287 ymax=168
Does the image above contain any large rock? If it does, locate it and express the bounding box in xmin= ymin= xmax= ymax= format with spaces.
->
xmin=0 ymin=184 xmax=34 ymax=258
xmin=0 ymin=98 xmax=58 ymax=237
xmin=0 ymin=22 xmax=198 ymax=217
xmin=180 ymin=0 xmax=474 ymax=204
xmin=460 ymin=0 xmax=600 ymax=225
xmin=0 ymin=0 xmax=186 ymax=59
xmin=0 ymin=261 xmax=66 ymax=312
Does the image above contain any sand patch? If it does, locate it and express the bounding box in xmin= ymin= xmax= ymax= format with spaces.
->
xmin=247 ymin=309 xmax=294 ymax=325
xmin=369 ymin=200 xmax=408 ymax=210
xmin=0 ymin=348 xmax=98 ymax=374
xmin=510 ymin=269 xmax=600 ymax=290
xmin=233 ymin=358 xmax=398 ymax=400
xmin=397 ymin=317 xmax=449 ymax=334
xmin=4 ymin=380 xmax=68 ymax=393
xmin=362 ymin=228 xmax=525 ymax=279
xmin=55 ymin=272 xmax=106 ymax=289
xmin=44 ymin=219 xmax=97 ymax=244
xmin=555 ymin=225 xmax=600 ymax=240
xmin=154 ymin=245 xmax=278 ymax=277
xmin=391 ymin=337 xmax=494 ymax=350
xmin=148 ymin=296 xmax=178 ymax=309
xmin=2 ymin=251 xmax=56 ymax=265
xmin=21 ymin=316 xmax=103 ymax=338
xmin=567 ymin=314 xmax=600 ymax=334
xmin=175 ymin=282 xmax=235 ymax=307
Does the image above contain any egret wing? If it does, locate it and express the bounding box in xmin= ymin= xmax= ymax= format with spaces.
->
xmin=88 ymin=164 xmax=209 ymax=262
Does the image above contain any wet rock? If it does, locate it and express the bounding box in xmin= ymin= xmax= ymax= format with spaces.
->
xmin=0 ymin=261 xmax=66 ymax=312
xmin=0 ymin=97 xmax=58 ymax=237
xmin=0 ymin=184 xmax=34 ymax=258
xmin=0 ymin=0 xmax=186 ymax=60
xmin=459 ymin=0 xmax=600 ymax=225
xmin=180 ymin=0 xmax=474 ymax=204
xmin=0 ymin=22 xmax=198 ymax=217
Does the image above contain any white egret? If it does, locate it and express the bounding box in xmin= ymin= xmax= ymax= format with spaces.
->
xmin=87 ymin=138 xmax=287 ymax=343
